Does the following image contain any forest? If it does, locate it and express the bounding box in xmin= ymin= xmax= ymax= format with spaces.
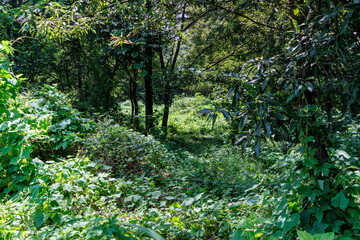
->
xmin=0 ymin=0 xmax=360 ymax=239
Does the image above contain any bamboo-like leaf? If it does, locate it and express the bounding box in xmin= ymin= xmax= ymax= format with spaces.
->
xmin=198 ymin=108 xmax=213 ymax=116
xmin=212 ymin=113 xmax=218 ymax=128
xmin=264 ymin=121 xmax=271 ymax=138
xmin=220 ymin=109 xmax=230 ymax=122
xmin=255 ymin=137 xmax=261 ymax=156
xmin=239 ymin=115 xmax=248 ymax=132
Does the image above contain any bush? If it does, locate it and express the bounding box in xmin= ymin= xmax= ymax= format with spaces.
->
xmin=0 ymin=41 xmax=35 ymax=198
xmin=85 ymin=120 xmax=169 ymax=177
xmin=1 ymin=41 xmax=95 ymax=198
xmin=0 ymin=157 xmax=165 ymax=240
xmin=19 ymin=86 xmax=96 ymax=159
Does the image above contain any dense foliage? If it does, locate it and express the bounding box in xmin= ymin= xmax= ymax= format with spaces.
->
xmin=1 ymin=0 xmax=360 ymax=239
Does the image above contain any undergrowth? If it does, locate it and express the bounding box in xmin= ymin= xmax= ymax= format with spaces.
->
xmin=1 ymin=82 xmax=359 ymax=239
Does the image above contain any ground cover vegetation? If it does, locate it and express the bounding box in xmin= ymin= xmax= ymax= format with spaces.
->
xmin=1 ymin=0 xmax=360 ymax=239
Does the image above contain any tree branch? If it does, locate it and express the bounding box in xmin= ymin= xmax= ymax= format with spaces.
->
xmin=111 ymin=56 xmax=122 ymax=77
xmin=204 ymin=51 xmax=237 ymax=71
xmin=171 ymin=3 xmax=186 ymax=70
xmin=159 ymin=48 xmax=166 ymax=70
xmin=182 ymin=8 xmax=218 ymax=32
xmin=218 ymin=6 xmax=284 ymax=31
xmin=187 ymin=31 xmax=236 ymax=69
xmin=119 ymin=61 xmax=133 ymax=80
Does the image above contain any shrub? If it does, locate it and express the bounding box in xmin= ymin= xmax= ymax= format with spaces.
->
xmin=18 ymin=86 xmax=96 ymax=159
xmin=0 ymin=41 xmax=36 ymax=198
xmin=85 ymin=120 xmax=168 ymax=177
xmin=0 ymin=157 xmax=165 ymax=240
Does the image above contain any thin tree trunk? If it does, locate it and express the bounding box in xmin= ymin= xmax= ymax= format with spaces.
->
xmin=120 ymin=61 xmax=139 ymax=127
xmin=160 ymin=50 xmax=169 ymax=129
xmin=133 ymin=74 xmax=139 ymax=127
xmin=161 ymin=3 xmax=186 ymax=131
xmin=129 ymin=75 xmax=139 ymax=126
xmin=129 ymin=77 xmax=135 ymax=124
xmin=77 ymin=65 xmax=83 ymax=101
xmin=144 ymin=0 xmax=154 ymax=132
xmin=144 ymin=53 xmax=154 ymax=131
xmin=162 ymin=83 xmax=171 ymax=129
xmin=75 ymin=40 xmax=83 ymax=102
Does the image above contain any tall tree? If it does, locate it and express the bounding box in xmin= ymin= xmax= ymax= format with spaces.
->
xmin=144 ymin=0 xmax=155 ymax=131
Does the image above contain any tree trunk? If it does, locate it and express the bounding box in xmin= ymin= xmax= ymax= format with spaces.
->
xmin=77 ymin=65 xmax=83 ymax=101
xmin=133 ymin=75 xmax=139 ymax=126
xmin=162 ymin=82 xmax=171 ymax=129
xmin=120 ymin=61 xmax=139 ymax=127
xmin=161 ymin=3 xmax=186 ymax=131
xmin=144 ymin=0 xmax=154 ymax=132
xmin=74 ymin=40 xmax=83 ymax=102
xmin=129 ymin=77 xmax=135 ymax=124
xmin=129 ymin=74 xmax=139 ymax=126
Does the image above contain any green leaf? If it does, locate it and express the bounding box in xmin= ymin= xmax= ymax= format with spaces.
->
xmin=334 ymin=220 xmax=345 ymax=227
xmin=312 ymin=221 xmax=328 ymax=234
xmin=194 ymin=192 xmax=204 ymax=201
xmin=272 ymin=113 xmax=286 ymax=121
xmin=336 ymin=150 xmax=351 ymax=159
xmin=220 ymin=109 xmax=230 ymax=122
xmin=1 ymin=41 xmax=13 ymax=55
xmin=1 ymin=145 xmax=13 ymax=156
xmin=265 ymin=122 xmax=271 ymax=138
xmin=20 ymin=146 xmax=32 ymax=159
xmin=212 ymin=113 xmax=218 ymax=128
xmin=170 ymin=202 xmax=181 ymax=208
xmin=230 ymin=230 xmax=244 ymax=240
xmin=255 ymin=137 xmax=261 ymax=156
xmin=315 ymin=211 xmax=323 ymax=223
xmin=239 ymin=115 xmax=248 ymax=131
xmin=30 ymin=184 xmax=42 ymax=198
xmin=148 ymin=190 xmax=161 ymax=199
xmin=297 ymin=230 xmax=314 ymax=240
xmin=34 ymin=212 xmax=45 ymax=228
xmin=286 ymin=93 xmax=296 ymax=103
xmin=199 ymin=108 xmax=213 ymax=115
xmin=293 ymin=8 xmax=300 ymax=16
xmin=141 ymin=70 xmax=148 ymax=77
xmin=254 ymin=123 xmax=262 ymax=136
xmin=274 ymin=197 xmax=288 ymax=215
xmin=10 ymin=157 xmax=20 ymax=165
xmin=236 ymin=219 xmax=251 ymax=228
xmin=313 ymin=232 xmax=334 ymax=240
xmin=131 ymin=52 xmax=139 ymax=58
xmin=317 ymin=180 xmax=324 ymax=191
xmin=59 ymin=118 xmax=71 ymax=129
xmin=50 ymin=2 xmax=62 ymax=7
xmin=245 ymin=230 xmax=255 ymax=240
xmin=305 ymin=82 xmax=314 ymax=92
xmin=292 ymin=19 xmax=300 ymax=32
xmin=122 ymin=223 xmax=165 ymax=240
xmin=331 ymin=192 xmax=349 ymax=210
xmin=86 ymin=228 xmax=103 ymax=239
xmin=282 ymin=213 xmax=300 ymax=232
xmin=182 ymin=197 xmax=195 ymax=206
xmin=262 ymin=78 xmax=269 ymax=91
xmin=302 ymin=136 xmax=314 ymax=143
xmin=0 ymin=121 xmax=11 ymax=131
xmin=134 ymin=62 xmax=144 ymax=69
